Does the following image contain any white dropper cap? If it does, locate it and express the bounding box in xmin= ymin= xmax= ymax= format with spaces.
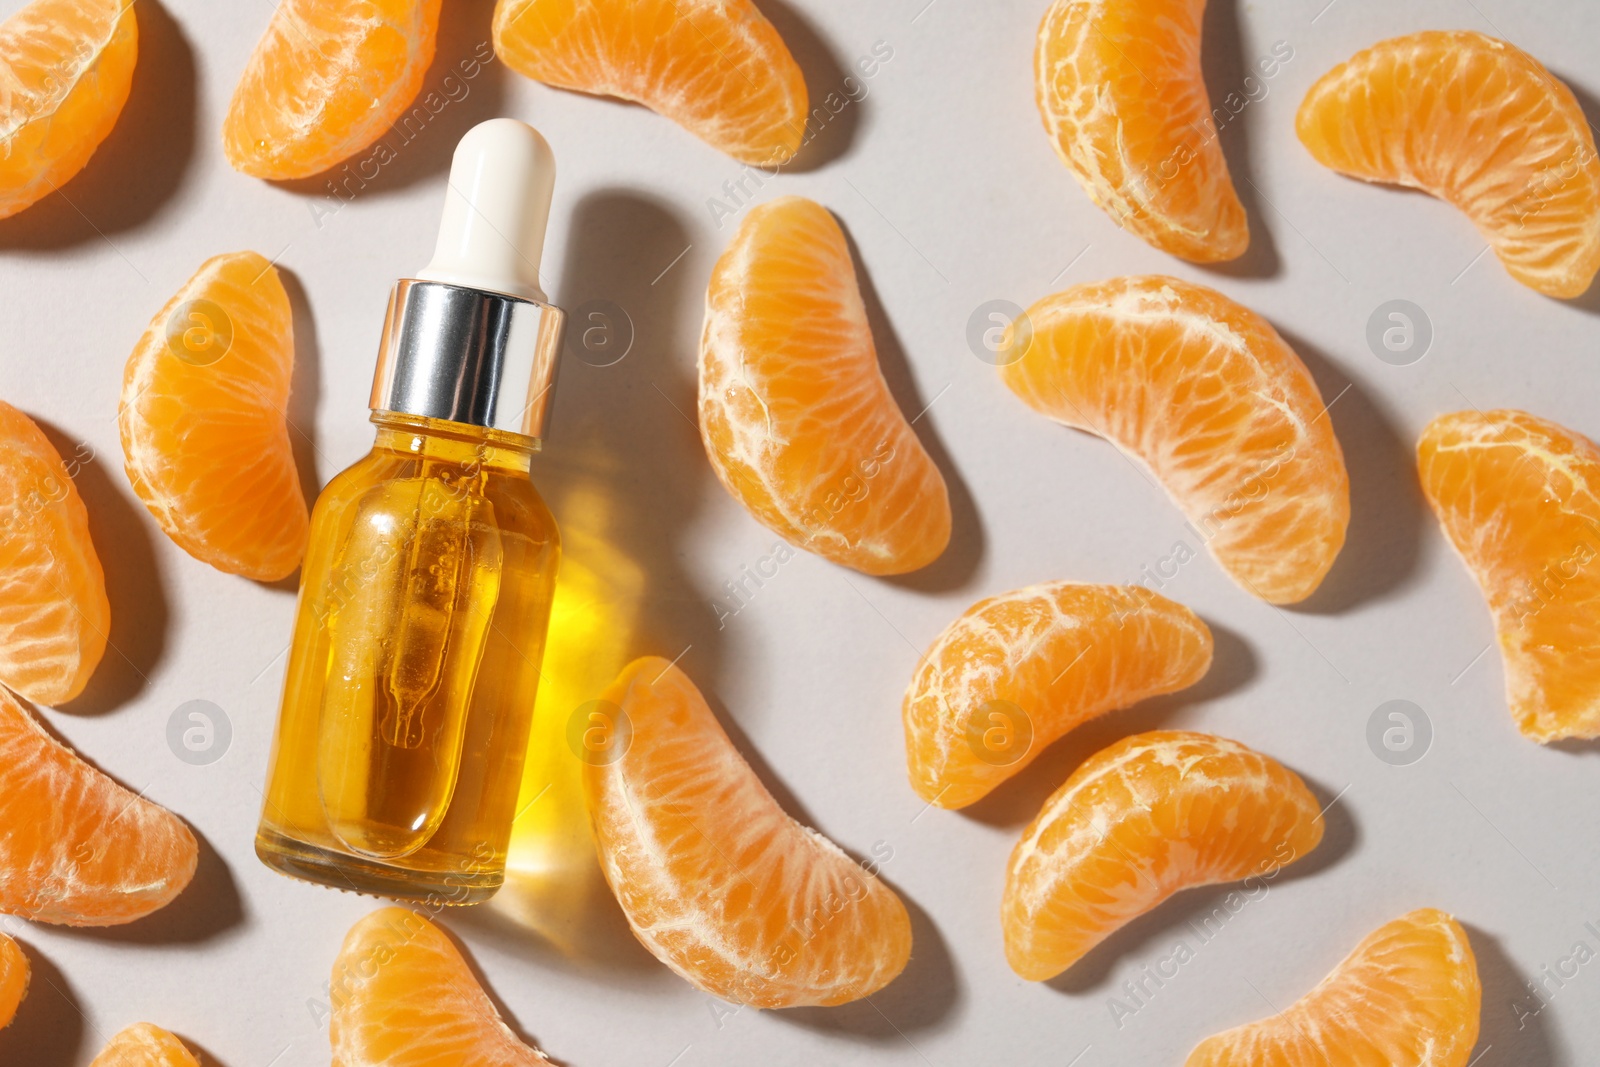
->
xmin=415 ymin=118 xmax=555 ymax=304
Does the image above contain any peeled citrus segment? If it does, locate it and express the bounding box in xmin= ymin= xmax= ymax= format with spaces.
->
xmin=0 ymin=932 xmax=27 ymax=1030
xmin=903 ymin=583 xmax=1212 ymax=809
xmin=1003 ymin=731 xmax=1323 ymax=981
xmin=89 ymin=1022 xmax=199 ymax=1067
xmin=1418 ymin=410 xmax=1600 ymax=741
xmin=1034 ymin=0 xmax=1247 ymax=262
xmin=0 ymin=399 xmax=109 ymax=705
xmin=332 ymin=908 xmax=555 ymax=1066
xmin=999 ymin=276 xmax=1349 ymax=604
xmin=1186 ymin=908 xmax=1481 ymax=1067
xmin=588 ymin=657 xmax=912 ymax=1008
xmin=0 ymin=689 xmax=196 ymax=925
xmin=493 ymin=0 xmax=806 ymax=166
xmin=700 ymin=195 xmax=951 ymax=575
xmin=1298 ymin=31 xmax=1600 ymax=298
xmin=0 ymin=0 xmax=137 ymax=220
xmin=223 ymin=0 xmax=441 ymax=180
xmin=119 ymin=251 xmax=309 ymax=582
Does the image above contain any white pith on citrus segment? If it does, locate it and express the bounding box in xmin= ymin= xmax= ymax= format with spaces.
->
xmin=1418 ymin=409 xmax=1600 ymax=741
xmin=1034 ymin=0 xmax=1247 ymax=261
xmin=119 ymin=251 xmax=307 ymax=581
xmin=331 ymin=907 xmax=554 ymax=1066
xmin=902 ymin=582 xmax=1213 ymax=809
xmin=0 ymin=400 xmax=109 ymax=705
xmin=0 ymin=688 xmax=196 ymax=926
xmin=492 ymin=0 xmax=807 ymax=165
xmin=223 ymin=0 xmax=441 ymax=180
xmin=91 ymin=1023 xmax=200 ymax=1067
xmin=999 ymin=276 xmax=1349 ymax=604
xmin=1003 ymin=730 xmax=1323 ymax=980
xmin=587 ymin=657 xmax=911 ymax=1007
xmin=699 ymin=195 xmax=950 ymax=575
xmin=1185 ymin=908 xmax=1480 ymax=1066
xmin=1297 ymin=30 xmax=1600 ymax=298
xmin=0 ymin=0 xmax=137 ymax=219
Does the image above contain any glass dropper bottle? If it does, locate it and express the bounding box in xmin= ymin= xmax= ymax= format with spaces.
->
xmin=256 ymin=119 xmax=566 ymax=905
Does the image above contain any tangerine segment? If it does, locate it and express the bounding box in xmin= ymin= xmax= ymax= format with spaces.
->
xmin=903 ymin=583 xmax=1212 ymax=810
xmin=89 ymin=1023 xmax=200 ymax=1067
xmin=588 ymin=657 xmax=912 ymax=1008
xmin=701 ymin=196 xmax=950 ymax=575
xmin=223 ymin=0 xmax=441 ymax=180
xmin=0 ymin=399 xmax=109 ymax=705
xmin=999 ymin=276 xmax=1349 ymax=604
xmin=493 ymin=0 xmax=806 ymax=166
xmin=1003 ymin=731 xmax=1322 ymax=981
xmin=0 ymin=689 xmax=196 ymax=925
xmin=1298 ymin=31 xmax=1600 ymax=298
xmin=0 ymin=0 xmax=136 ymax=220
xmin=1035 ymin=0 xmax=1248 ymax=262
xmin=332 ymin=908 xmax=555 ymax=1066
xmin=1418 ymin=410 xmax=1600 ymax=741
xmin=0 ymin=932 xmax=27 ymax=1030
xmin=120 ymin=251 xmax=308 ymax=582
xmin=1186 ymin=908 xmax=1481 ymax=1067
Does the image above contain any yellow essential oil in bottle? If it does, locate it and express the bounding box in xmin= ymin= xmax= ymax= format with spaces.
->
xmin=256 ymin=120 xmax=567 ymax=904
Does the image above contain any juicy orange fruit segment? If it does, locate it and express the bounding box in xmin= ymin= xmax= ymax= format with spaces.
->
xmin=0 ymin=399 xmax=109 ymax=705
xmin=0 ymin=932 xmax=26 ymax=1030
xmin=1035 ymin=0 xmax=1247 ymax=261
xmin=332 ymin=908 xmax=555 ymax=1066
xmin=1000 ymin=276 xmax=1349 ymax=604
xmin=0 ymin=688 xmax=196 ymax=925
xmin=494 ymin=0 xmax=807 ymax=166
xmin=1298 ymin=31 xmax=1600 ymax=298
xmin=903 ymin=582 xmax=1212 ymax=809
xmin=700 ymin=196 xmax=950 ymax=575
xmin=0 ymin=0 xmax=136 ymax=220
xmin=1419 ymin=409 xmax=1600 ymax=741
xmin=120 ymin=251 xmax=309 ymax=581
xmin=1003 ymin=730 xmax=1322 ymax=980
xmin=89 ymin=1023 xmax=199 ymax=1067
xmin=224 ymin=0 xmax=441 ymax=180
xmin=1186 ymin=908 xmax=1481 ymax=1066
xmin=588 ymin=656 xmax=912 ymax=1007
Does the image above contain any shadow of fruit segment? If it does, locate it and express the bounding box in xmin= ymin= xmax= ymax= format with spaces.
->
xmin=755 ymin=0 xmax=863 ymax=173
xmin=1464 ymin=922 xmax=1558 ymax=1067
xmin=0 ymin=940 xmax=84 ymax=1067
xmin=1277 ymin=327 xmax=1427 ymax=616
xmin=34 ymin=417 xmax=167 ymax=717
xmin=840 ymin=223 xmax=985 ymax=594
xmin=1194 ymin=0 xmax=1282 ymax=280
xmin=0 ymin=0 xmax=194 ymax=249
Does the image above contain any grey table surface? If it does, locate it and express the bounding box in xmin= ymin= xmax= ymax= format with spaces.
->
xmin=1 ymin=0 xmax=1597 ymax=1064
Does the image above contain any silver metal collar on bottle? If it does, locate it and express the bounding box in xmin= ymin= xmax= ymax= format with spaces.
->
xmin=369 ymin=280 xmax=565 ymax=441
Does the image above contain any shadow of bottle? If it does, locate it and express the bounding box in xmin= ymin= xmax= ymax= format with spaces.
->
xmin=462 ymin=189 xmax=725 ymax=978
